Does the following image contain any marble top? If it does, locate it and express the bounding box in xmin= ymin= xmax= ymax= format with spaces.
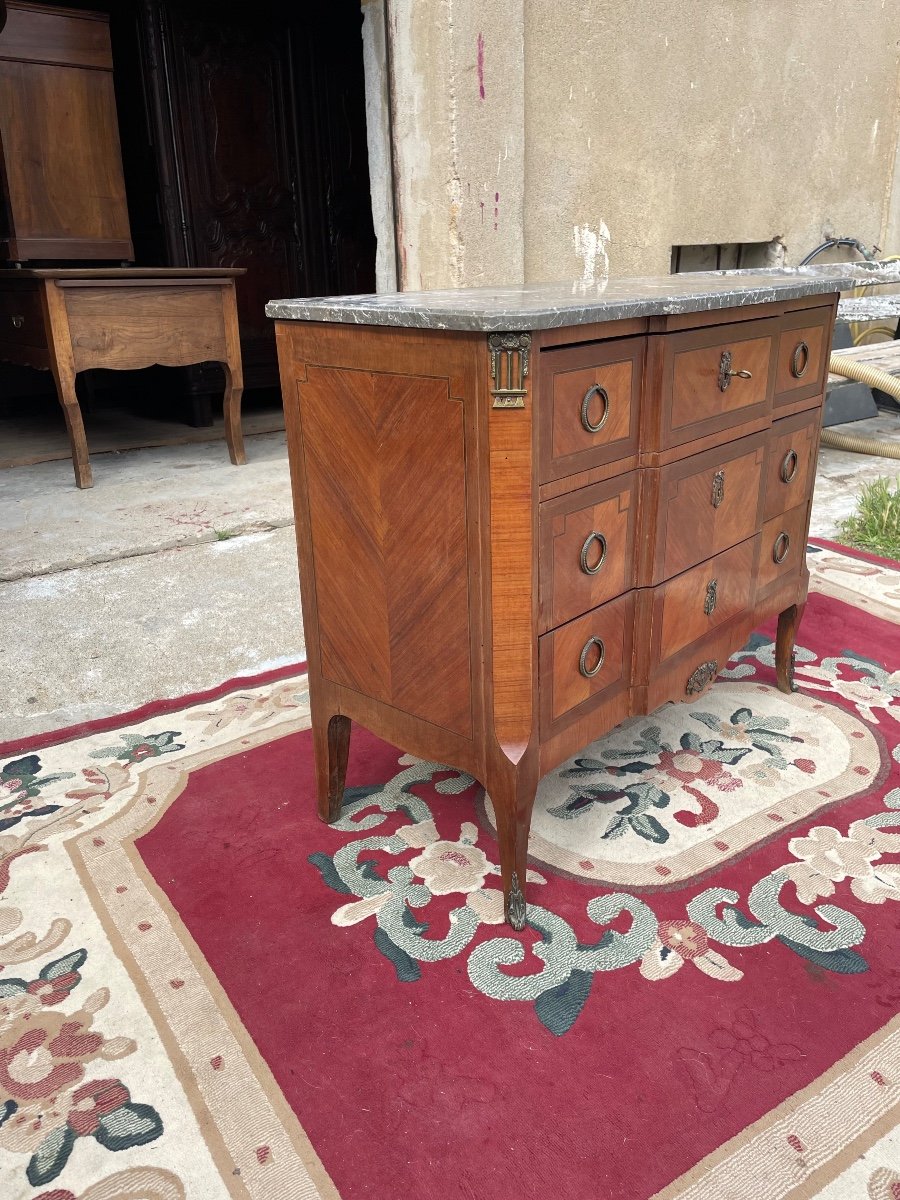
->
xmin=265 ymin=263 xmax=900 ymax=332
xmin=837 ymin=295 xmax=900 ymax=321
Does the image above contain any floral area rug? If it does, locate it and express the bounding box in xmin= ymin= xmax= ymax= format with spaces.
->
xmin=1 ymin=544 xmax=899 ymax=1200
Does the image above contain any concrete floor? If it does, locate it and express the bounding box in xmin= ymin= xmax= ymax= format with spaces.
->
xmin=1 ymin=414 xmax=899 ymax=743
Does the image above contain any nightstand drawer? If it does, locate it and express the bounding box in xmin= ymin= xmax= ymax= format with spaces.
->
xmin=658 ymin=319 xmax=776 ymax=449
xmin=539 ymin=473 xmax=638 ymax=631
xmin=648 ymin=432 xmax=765 ymax=583
xmin=757 ymin=503 xmax=808 ymax=594
xmin=0 ymin=284 xmax=45 ymax=351
xmin=652 ymin=536 xmax=759 ymax=665
xmin=539 ymin=591 xmax=633 ymax=734
xmin=775 ymin=307 xmax=832 ymax=406
xmin=764 ymin=408 xmax=820 ymax=521
xmin=538 ymin=336 xmax=643 ymax=482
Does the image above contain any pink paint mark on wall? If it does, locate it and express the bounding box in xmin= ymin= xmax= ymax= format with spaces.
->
xmin=494 ymin=191 xmax=499 ymax=232
xmin=477 ymin=33 xmax=485 ymax=99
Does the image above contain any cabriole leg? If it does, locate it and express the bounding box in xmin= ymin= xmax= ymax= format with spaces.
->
xmin=314 ymin=712 xmax=351 ymax=823
xmin=486 ymin=764 xmax=538 ymax=931
xmin=775 ymin=602 xmax=804 ymax=693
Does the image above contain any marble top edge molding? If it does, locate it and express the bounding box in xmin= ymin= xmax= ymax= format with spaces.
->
xmin=265 ymin=262 xmax=900 ymax=332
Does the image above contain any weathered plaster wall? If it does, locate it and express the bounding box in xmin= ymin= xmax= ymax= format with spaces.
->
xmin=524 ymin=0 xmax=900 ymax=279
xmin=384 ymin=0 xmax=525 ymax=289
xmin=376 ymin=0 xmax=900 ymax=289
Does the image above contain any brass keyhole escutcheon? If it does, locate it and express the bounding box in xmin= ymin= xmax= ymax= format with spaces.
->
xmin=704 ymin=578 xmax=718 ymax=616
xmin=773 ymin=531 xmax=791 ymax=564
xmin=781 ymin=449 xmax=798 ymax=484
xmin=791 ymin=340 xmax=809 ymax=378
xmin=579 ymin=636 xmax=606 ymax=678
xmin=579 ymin=531 xmax=607 ymax=575
xmin=581 ymin=384 xmax=609 ymax=434
xmin=711 ymin=469 xmax=725 ymax=508
xmin=718 ymin=349 xmax=753 ymax=391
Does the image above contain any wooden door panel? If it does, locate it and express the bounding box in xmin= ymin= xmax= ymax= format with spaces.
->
xmin=299 ymin=364 xmax=473 ymax=738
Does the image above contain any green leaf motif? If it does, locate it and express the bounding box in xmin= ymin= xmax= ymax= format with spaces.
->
xmin=373 ymin=927 xmax=421 ymax=982
xmin=307 ymin=852 xmax=352 ymax=895
xmin=778 ymin=936 xmax=869 ymax=974
xmin=27 ymin=1124 xmax=77 ymax=1187
xmin=94 ymin=1102 xmax=164 ymax=1151
xmin=534 ymin=969 xmax=593 ymax=1037
xmin=41 ymin=949 xmax=87 ymax=982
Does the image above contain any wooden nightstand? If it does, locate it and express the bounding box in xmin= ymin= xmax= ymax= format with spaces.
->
xmin=0 ymin=267 xmax=246 ymax=487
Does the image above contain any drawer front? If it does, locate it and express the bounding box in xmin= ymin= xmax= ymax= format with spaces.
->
xmin=757 ymin=503 xmax=808 ymax=594
xmin=660 ymin=319 xmax=775 ymax=448
xmin=538 ymin=337 xmax=643 ymax=482
xmin=764 ymin=408 xmax=820 ymax=522
xmin=653 ymin=537 xmax=759 ymax=665
xmin=775 ymin=307 xmax=832 ymax=406
xmin=539 ymin=591 xmax=633 ymax=733
xmin=645 ymin=610 xmax=759 ymax=712
xmin=0 ymin=284 xmax=46 ymax=351
xmin=539 ymin=474 xmax=638 ymax=631
xmin=651 ymin=432 xmax=765 ymax=583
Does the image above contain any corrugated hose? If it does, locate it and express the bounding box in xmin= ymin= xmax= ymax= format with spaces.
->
xmin=821 ymin=352 xmax=900 ymax=459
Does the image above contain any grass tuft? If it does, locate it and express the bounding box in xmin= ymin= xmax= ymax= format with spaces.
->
xmin=837 ymin=476 xmax=900 ymax=560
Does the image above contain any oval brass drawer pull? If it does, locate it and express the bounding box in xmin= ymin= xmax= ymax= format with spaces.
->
xmin=791 ymin=340 xmax=810 ymax=378
xmin=718 ymin=349 xmax=752 ymax=391
xmin=579 ymin=531 xmax=607 ymax=575
xmin=10 ymin=315 xmax=24 ymax=329
xmin=579 ymin=636 xmax=606 ymax=678
xmin=780 ymin=449 xmax=798 ymax=483
xmin=581 ymin=384 xmax=609 ymax=433
xmin=773 ymin=531 xmax=791 ymax=564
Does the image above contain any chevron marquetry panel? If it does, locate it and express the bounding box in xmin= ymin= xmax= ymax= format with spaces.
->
xmin=300 ymin=365 xmax=473 ymax=738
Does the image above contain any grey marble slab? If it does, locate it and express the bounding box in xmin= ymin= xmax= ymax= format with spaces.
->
xmin=265 ymin=263 xmax=900 ymax=332
xmin=837 ymin=295 xmax=900 ymax=321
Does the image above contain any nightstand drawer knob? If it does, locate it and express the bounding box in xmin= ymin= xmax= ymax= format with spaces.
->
xmin=780 ymin=449 xmax=798 ymax=483
xmin=580 ymin=384 xmax=610 ymax=433
xmin=10 ymin=314 xmax=24 ymax=329
xmin=791 ymin=340 xmax=810 ymax=378
xmin=718 ymin=349 xmax=752 ymax=391
xmin=773 ymin=531 xmax=791 ymax=564
xmin=579 ymin=531 xmax=607 ymax=574
xmin=579 ymin=636 xmax=606 ymax=678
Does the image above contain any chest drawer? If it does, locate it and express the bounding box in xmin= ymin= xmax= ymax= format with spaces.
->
xmin=0 ymin=284 xmax=46 ymax=350
xmin=539 ymin=591 xmax=634 ymax=735
xmin=651 ymin=536 xmax=759 ymax=666
xmin=764 ymin=408 xmax=820 ymax=522
xmin=539 ymin=473 xmax=638 ymax=632
xmin=538 ymin=337 xmax=643 ymax=482
xmin=775 ymin=307 xmax=832 ymax=407
xmin=658 ymin=319 xmax=775 ymax=449
xmin=648 ymin=432 xmax=765 ymax=583
xmin=757 ymin=502 xmax=809 ymax=595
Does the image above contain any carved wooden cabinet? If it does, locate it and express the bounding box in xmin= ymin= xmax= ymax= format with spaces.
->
xmin=269 ymin=271 xmax=853 ymax=930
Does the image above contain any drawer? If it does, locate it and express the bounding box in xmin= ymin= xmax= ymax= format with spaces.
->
xmin=645 ymin=610 xmax=759 ymax=713
xmin=538 ymin=337 xmax=643 ymax=482
xmin=539 ymin=473 xmax=638 ymax=632
xmin=658 ymin=319 xmax=776 ymax=449
xmin=0 ymin=284 xmax=46 ymax=351
xmin=652 ymin=536 xmax=759 ymax=666
xmin=757 ymin=502 xmax=808 ymax=594
xmin=649 ymin=432 xmax=765 ymax=583
xmin=775 ymin=307 xmax=832 ymax=407
xmin=539 ymin=591 xmax=633 ymax=734
xmin=763 ymin=408 xmax=820 ymax=522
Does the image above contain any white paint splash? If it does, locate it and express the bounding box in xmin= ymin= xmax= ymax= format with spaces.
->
xmin=573 ymin=222 xmax=611 ymax=286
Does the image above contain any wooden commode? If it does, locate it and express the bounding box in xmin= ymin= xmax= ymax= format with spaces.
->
xmin=268 ymin=265 xmax=894 ymax=930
